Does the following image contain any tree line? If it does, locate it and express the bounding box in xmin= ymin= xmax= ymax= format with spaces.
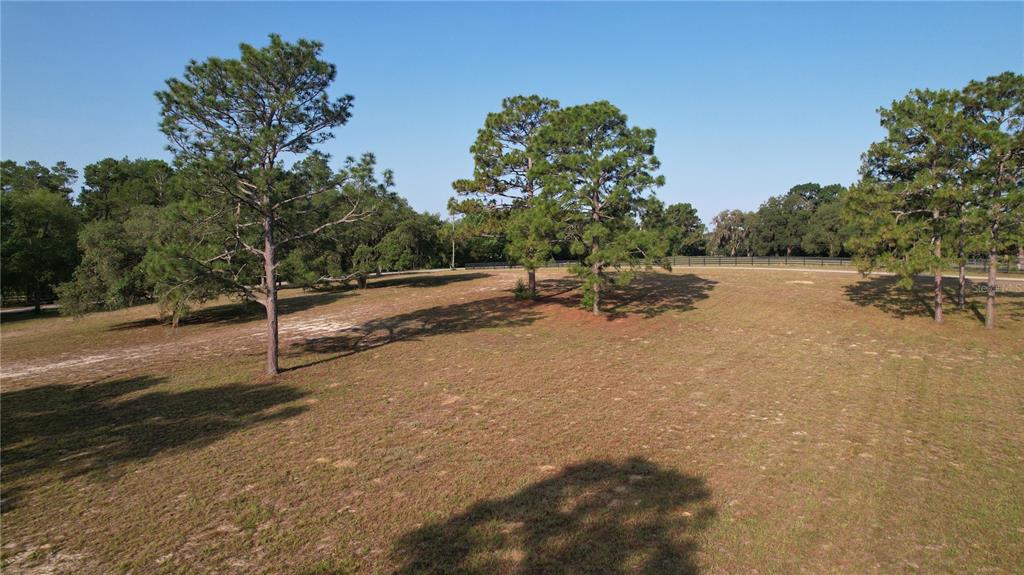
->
xmin=1 ymin=35 xmax=1020 ymax=375
xmin=704 ymin=182 xmax=849 ymax=258
xmin=1 ymin=155 xmax=448 ymax=312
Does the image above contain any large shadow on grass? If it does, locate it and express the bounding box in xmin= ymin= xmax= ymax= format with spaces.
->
xmin=288 ymin=273 xmax=714 ymax=369
xmin=288 ymin=295 xmax=544 ymax=370
xmin=109 ymin=273 xmax=492 ymax=331
xmin=392 ymin=457 xmax=715 ymax=574
xmin=845 ymin=275 xmax=1024 ymax=322
xmin=0 ymin=376 xmax=308 ymax=510
xmin=538 ymin=273 xmax=717 ymax=319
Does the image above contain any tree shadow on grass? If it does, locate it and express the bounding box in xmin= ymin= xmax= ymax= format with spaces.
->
xmin=391 ymin=457 xmax=715 ymax=574
xmin=844 ymin=275 xmax=1024 ymax=323
xmin=365 ymin=272 xmax=492 ymax=290
xmin=108 ymin=274 xmax=492 ymax=332
xmin=286 ymin=296 xmax=545 ymax=371
xmin=844 ymin=276 xmax=935 ymax=319
xmin=0 ymin=307 xmax=62 ymax=324
xmin=0 ymin=376 xmax=308 ymax=511
xmin=108 ymin=290 xmax=351 ymax=331
xmin=537 ymin=273 xmax=717 ymax=319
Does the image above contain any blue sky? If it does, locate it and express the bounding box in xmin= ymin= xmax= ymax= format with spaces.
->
xmin=2 ymin=2 xmax=1021 ymax=221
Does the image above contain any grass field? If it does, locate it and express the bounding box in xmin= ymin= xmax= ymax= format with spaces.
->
xmin=1 ymin=268 xmax=1022 ymax=574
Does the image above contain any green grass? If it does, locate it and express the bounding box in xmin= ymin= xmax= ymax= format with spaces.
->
xmin=1 ymin=268 xmax=1022 ymax=573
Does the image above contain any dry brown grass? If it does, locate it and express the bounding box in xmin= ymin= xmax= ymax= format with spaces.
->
xmin=1 ymin=268 xmax=1022 ymax=574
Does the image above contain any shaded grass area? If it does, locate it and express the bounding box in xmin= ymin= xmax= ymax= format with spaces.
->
xmin=290 ymin=296 xmax=545 ymax=370
xmin=96 ymin=272 xmax=487 ymax=331
xmin=108 ymin=272 xmax=491 ymax=331
xmin=845 ymin=274 xmax=1024 ymax=322
xmin=1 ymin=376 xmax=307 ymax=512
xmin=364 ymin=272 xmax=491 ymax=290
xmin=292 ymin=273 xmax=715 ymax=367
xmin=0 ymin=307 xmax=62 ymax=324
xmin=394 ymin=457 xmax=714 ymax=575
xmin=537 ymin=273 xmax=717 ymax=319
xmin=108 ymin=292 xmax=346 ymax=331
xmin=1 ymin=268 xmax=1021 ymax=574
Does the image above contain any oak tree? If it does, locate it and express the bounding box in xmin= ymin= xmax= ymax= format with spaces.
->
xmin=0 ymin=161 xmax=81 ymax=311
xmin=708 ymin=210 xmax=754 ymax=257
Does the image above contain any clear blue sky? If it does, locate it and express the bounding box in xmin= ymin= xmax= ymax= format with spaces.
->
xmin=2 ymin=2 xmax=1021 ymax=221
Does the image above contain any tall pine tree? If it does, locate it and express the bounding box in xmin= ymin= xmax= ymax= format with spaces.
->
xmin=453 ymin=95 xmax=560 ymax=296
xmin=533 ymin=101 xmax=666 ymax=314
xmin=155 ymin=35 xmax=368 ymax=375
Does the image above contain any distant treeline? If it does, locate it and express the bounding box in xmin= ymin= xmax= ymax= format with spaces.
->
xmin=0 ymin=158 xmax=852 ymax=314
xmin=453 ymin=182 xmax=851 ymax=260
xmin=1 ymin=157 xmax=450 ymax=313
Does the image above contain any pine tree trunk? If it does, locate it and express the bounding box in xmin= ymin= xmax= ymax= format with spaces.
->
xmin=957 ymin=225 xmax=966 ymax=310
xmin=957 ymin=262 xmax=966 ymax=310
xmin=986 ymin=245 xmax=997 ymax=329
xmin=590 ymin=193 xmax=602 ymax=315
xmin=31 ymin=280 xmax=41 ymax=314
xmin=591 ymin=247 xmax=601 ymax=315
xmin=528 ymin=269 xmax=537 ymax=297
xmin=933 ymin=232 xmax=943 ymax=324
xmin=263 ymin=217 xmax=280 ymax=375
xmin=1018 ymin=245 xmax=1023 ymax=272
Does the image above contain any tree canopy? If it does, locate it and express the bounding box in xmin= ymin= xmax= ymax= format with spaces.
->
xmin=1 ymin=160 xmax=81 ymax=311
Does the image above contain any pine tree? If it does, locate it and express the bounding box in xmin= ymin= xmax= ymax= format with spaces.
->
xmin=533 ymin=101 xmax=666 ymax=314
xmin=961 ymin=72 xmax=1023 ymax=329
xmin=846 ymin=89 xmax=964 ymax=323
xmin=155 ymin=35 xmax=368 ymax=375
xmin=453 ymin=95 xmax=560 ymax=296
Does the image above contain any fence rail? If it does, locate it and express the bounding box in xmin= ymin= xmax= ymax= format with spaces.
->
xmin=666 ymin=255 xmax=854 ymax=268
xmin=1 ymin=289 xmax=57 ymax=309
xmin=466 ymin=256 xmax=1024 ymax=274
